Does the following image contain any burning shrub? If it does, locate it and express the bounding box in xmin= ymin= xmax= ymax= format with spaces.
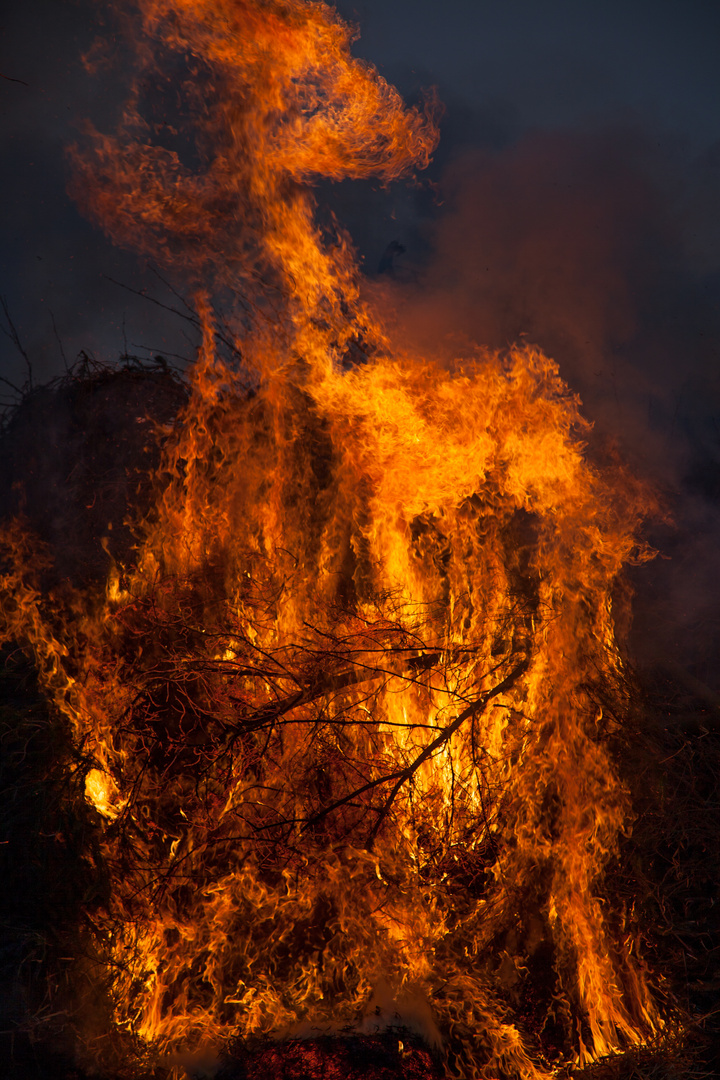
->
xmin=0 ymin=1 xmax=697 ymax=1078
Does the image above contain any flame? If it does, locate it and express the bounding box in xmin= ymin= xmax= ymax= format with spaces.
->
xmin=1 ymin=0 xmax=666 ymax=1075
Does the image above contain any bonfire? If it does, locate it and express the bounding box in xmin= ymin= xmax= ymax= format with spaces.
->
xmin=3 ymin=2 xmax=718 ymax=1078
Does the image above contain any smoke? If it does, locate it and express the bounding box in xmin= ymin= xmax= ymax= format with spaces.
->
xmin=362 ymin=124 xmax=720 ymax=680
xmin=0 ymin=0 xmax=196 ymax=390
xmin=3 ymin=0 xmax=720 ymax=679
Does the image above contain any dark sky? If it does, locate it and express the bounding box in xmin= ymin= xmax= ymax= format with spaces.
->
xmin=2 ymin=0 xmax=720 ymax=673
xmin=2 ymin=0 xmax=719 ymax=383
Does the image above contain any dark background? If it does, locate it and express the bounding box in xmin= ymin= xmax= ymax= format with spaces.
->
xmin=2 ymin=0 xmax=720 ymax=676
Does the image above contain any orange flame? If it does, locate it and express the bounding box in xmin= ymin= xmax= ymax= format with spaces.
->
xmin=1 ymin=1 xmax=666 ymax=1076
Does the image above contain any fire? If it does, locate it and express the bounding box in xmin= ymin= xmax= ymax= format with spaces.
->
xmin=0 ymin=0 xmax=666 ymax=1076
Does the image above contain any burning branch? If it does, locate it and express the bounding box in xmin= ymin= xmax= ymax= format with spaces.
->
xmin=300 ymin=656 xmax=530 ymax=847
xmin=0 ymin=0 xmax=670 ymax=1075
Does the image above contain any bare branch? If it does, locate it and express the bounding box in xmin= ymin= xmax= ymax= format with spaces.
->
xmin=299 ymin=656 xmax=530 ymax=844
xmin=103 ymin=275 xmax=199 ymax=328
xmin=103 ymin=274 xmax=245 ymax=368
xmin=0 ymin=71 xmax=29 ymax=87
xmin=148 ymin=266 xmax=201 ymax=320
xmin=0 ymin=373 xmax=22 ymax=395
xmin=0 ymin=296 xmax=33 ymax=388
xmin=49 ymin=311 xmax=68 ymax=371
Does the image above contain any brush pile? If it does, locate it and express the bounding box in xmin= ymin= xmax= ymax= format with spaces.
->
xmin=0 ymin=361 xmax=719 ymax=1080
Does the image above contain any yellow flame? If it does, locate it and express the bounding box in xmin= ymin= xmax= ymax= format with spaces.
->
xmin=0 ymin=0 xmax=667 ymax=1076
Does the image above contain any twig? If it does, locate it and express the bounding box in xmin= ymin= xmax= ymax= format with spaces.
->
xmin=0 ymin=296 xmax=32 ymax=388
xmin=0 ymin=374 xmax=22 ymax=395
xmin=128 ymin=342 xmax=191 ymax=370
xmin=49 ymin=311 xmax=68 ymax=372
xmin=103 ymin=276 xmax=199 ymax=328
xmin=0 ymin=72 xmax=29 ymax=87
xmin=103 ymin=274 xmax=243 ymax=364
xmin=299 ymin=657 xmax=529 ymax=844
xmin=365 ymin=657 xmax=529 ymax=846
xmin=148 ymin=266 xmax=199 ymax=320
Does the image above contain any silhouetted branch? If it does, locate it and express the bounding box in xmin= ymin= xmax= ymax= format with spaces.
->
xmin=0 ymin=296 xmax=33 ymax=389
xmin=103 ymin=274 xmax=244 ymax=365
xmin=299 ymin=656 xmax=530 ymax=845
xmin=103 ymin=276 xmax=199 ymax=328
xmin=0 ymin=71 xmax=29 ymax=87
xmin=49 ymin=311 xmax=68 ymax=372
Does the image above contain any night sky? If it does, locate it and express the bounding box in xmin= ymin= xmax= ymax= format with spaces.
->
xmin=2 ymin=0 xmax=720 ymax=673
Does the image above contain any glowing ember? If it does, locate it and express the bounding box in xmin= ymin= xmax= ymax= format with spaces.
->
xmin=0 ymin=1 xmax=665 ymax=1076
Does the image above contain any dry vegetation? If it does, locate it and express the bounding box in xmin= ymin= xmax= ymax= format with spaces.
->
xmin=1 ymin=363 xmax=719 ymax=1080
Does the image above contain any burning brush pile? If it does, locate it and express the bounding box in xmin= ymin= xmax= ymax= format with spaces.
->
xmin=2 ymin=1 xmax=719 ymax=1078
